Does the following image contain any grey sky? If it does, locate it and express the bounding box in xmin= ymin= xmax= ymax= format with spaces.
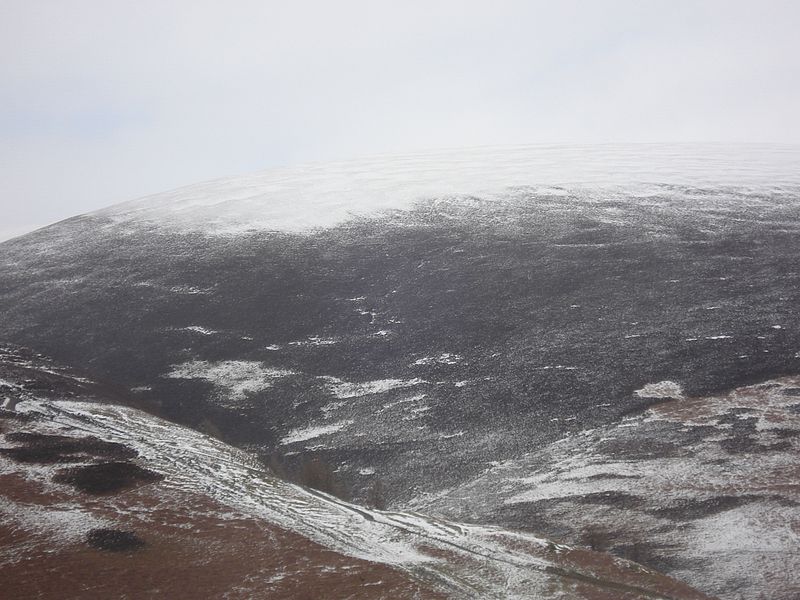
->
xmin=2 ymin=1 xmax=799 ymax=241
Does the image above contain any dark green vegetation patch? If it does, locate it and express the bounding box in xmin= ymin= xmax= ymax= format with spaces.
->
xmin=86 ymin=528 xmax=146 ymax=552
xmin=0 ymin=432 xmax=138 ymax=464
xmin=53 ymin=461 xmax=163 ymax=495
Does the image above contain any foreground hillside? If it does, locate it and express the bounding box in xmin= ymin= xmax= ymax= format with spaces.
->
xmin=0 ymin=344 xmax=710 ymax=599
xmin=417 ymin=377 xmax=800 ymax=599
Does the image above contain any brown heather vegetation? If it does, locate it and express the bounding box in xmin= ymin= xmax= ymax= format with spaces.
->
xmin=0 ymin=465 xmax=442 ymax=599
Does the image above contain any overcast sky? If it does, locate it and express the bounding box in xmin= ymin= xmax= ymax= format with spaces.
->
xmin=2 ymin=1 xmax=799 ymax=241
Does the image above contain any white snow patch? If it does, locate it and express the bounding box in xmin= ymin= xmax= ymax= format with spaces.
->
xmin=324 ymin=377 xmax=425 ymax=399
xmin=178 ymin=325 xmax=218 ymax=335
xmin=280 ymin=421 xmax=353 ymax=445
xmin=413 ymin=353 xmax=462 ymax=366
xmin=165 ymin=360 xmax=294 ymax=401
xmin=635 ymin=380 xmax=684 ymax=399
xmin=289 ymin=336 xmax=338 ymax=347
xmin=169 ymin=285 xmax=213 ymax=295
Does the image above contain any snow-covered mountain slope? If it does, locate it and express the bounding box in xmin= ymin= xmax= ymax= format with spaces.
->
xmin=416 ymin=377 xmax=800 ymax=600
xmin=0 ymin=345 xmax=710 ymax=599
xmin=3 ymin=146 xmax=800 ymax=505
xmin=1 ymin=144 xmax=800 ymax=597
xmin=94 ymin=144 xmax=800 ymax=235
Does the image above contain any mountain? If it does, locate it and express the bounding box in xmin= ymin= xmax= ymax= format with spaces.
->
xmin=2 ymin=143 xmax=800 ymax=597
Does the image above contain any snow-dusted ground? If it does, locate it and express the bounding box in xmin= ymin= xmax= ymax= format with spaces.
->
xmin=281 ymin=421 xmax=354 ymax=445
xmin=165 ymin=359 xmax=295 ymax=402
xmin=1 ymin=393 xmax=706 ymax=600
xmin=94 ymin=144 xmax=800 ymax=235
xmin=417 ymin=377 xmax=800 ymax=600
xmin=0 ymin=342 xmax=710 ymax=599
xmin=323 ymin=376 xmax=427 ymax=399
